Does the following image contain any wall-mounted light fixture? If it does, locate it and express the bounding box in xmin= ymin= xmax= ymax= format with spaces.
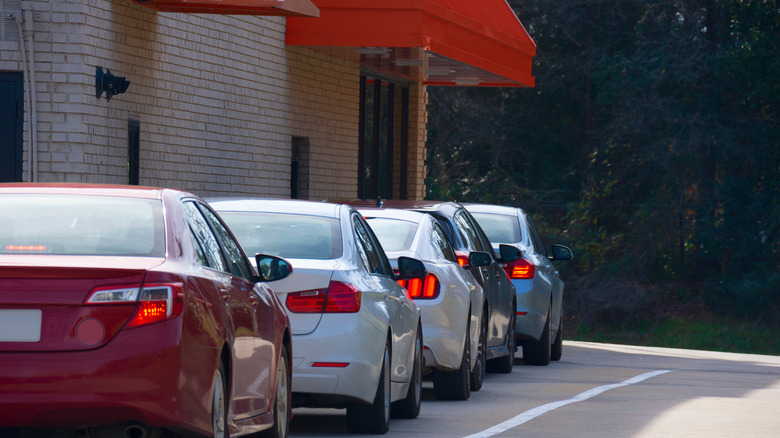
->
xmin=95 ymin=66 xmax=130 ymax=102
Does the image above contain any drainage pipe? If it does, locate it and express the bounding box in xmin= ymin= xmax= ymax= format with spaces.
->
xmin=23 ymin=9 xmax=38 ymax=182
xmin=12 ymin=10 xmax=34 ymax=182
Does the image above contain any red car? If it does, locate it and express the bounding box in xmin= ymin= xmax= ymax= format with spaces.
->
xmin=0 ymin=183 xmax=292 ymax=438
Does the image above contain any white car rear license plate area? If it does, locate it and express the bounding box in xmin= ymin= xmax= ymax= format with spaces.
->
xmin=0 ymin=309 xmax=42 ymax=342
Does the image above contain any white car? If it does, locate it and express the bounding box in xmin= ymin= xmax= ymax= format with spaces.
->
xmin=359 ymin=208 xmax=489 ymax=400
xmin=208 ymin=198 xmax=424 ymax=434
xmin=465 ymin=204 xmax=573 ymax=365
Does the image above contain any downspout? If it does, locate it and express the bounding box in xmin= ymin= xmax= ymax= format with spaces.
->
xmin=13 ymin=10 xmax=38 ymax=182
xmin=24 ymin=9 xmax=38 ymax=181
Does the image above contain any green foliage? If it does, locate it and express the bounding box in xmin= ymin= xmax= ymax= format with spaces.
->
xmin=425 ymin=0 xmax=780 ymax=324
xmin=570 ymin=314 xmax=780 ymax=356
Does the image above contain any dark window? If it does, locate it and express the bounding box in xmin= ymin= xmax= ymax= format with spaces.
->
xmin=0 ymin=72 xmax=24 ymax=182
xmin=128 ymin=119 xmax=140 ymax=185
xmin=291 ymin=136 xmax=310 ymax=199
xmin=358 ymin=75 xmax=410 ymax=200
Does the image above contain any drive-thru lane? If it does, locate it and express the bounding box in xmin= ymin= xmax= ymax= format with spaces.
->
xmin=289 ymin=341 xmax=780 ymax=437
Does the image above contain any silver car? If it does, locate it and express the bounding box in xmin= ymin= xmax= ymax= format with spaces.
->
xmin=465 ymin=204 xmax=573 ymax=365
xmin=359 ymin=208 xmax=489 ymax=400
xmin=208 ymin=198 xmax=425 ymax=434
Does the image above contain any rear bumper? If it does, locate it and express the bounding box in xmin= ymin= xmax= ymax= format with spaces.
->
xmin=290 ymin=313 xmax=385 ymax=406
xmin=0 ymin=321 xmax=209 ymax=435
xmin=512 ymin=279 xmax=547 ymax=341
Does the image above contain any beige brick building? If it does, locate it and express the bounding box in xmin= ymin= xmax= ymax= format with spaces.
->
xmin=0 ymin=0 xmax=535 ymax=201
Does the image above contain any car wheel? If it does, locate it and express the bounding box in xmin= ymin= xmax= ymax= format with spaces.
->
xmin=261 ymin=345 xmax=290 ymax=438
xmin=523 ymin=307 xmax=551 ymax=366
xmin=433 ymin=320 xmax=471 ymax=401
xmin=487 ymin=306 xmax=515 ymax=373
xmin=470 ymin=311 xmax=487 ymax=391
xmin=347 ymin=343 xmax=391 ymax=434
xmin=212 ymin=363 xmax=227 ymax=438
xmin=392 ymin=325 xmax=422 ymax=419
xmin=551 ymin=316 xmax=563 ymax=362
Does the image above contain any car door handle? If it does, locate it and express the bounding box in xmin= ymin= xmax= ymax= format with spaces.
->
xmin=219 ymin=289 xmax=230 ymax=302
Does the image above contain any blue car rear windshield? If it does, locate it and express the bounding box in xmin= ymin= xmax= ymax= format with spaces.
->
xmin=0 ymin=194 xmax=164 ymax=256
xmin=469 ymin=212 xmax=522 ymax=243
xmin=219 ymin=212 xmax=343 ymax=260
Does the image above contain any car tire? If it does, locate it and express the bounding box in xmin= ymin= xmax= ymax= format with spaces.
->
xmin=551 ymin=315 xmax=563 ymax=362
xmin=212 ymin=363 xmax=227 ymax=438
xmin=392 ymin=325 xmax=422 ymax=419
xmin=487 ymin=306 xmax=515 ymax=374
xmin=433 ymin=322 xmax=471 ymax=401
xmin=470 ymin=311 xmax=487 ymax=391
xmin=347 ymin=343 xmax=391 ymax=434
xmin=261 ymin=345 xmax=290 ymax=438
xmin=523 ymin=308 xmax=551 ymax=366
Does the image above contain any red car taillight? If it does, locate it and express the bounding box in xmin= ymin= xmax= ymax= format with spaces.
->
xmin=85 ymin=283 xmax=185 ymax=327
xmin=501 ymin=258 xmax=536 ymax=279
xmin=286 ymin=281 xmax=361 ymax=313
xmin=397 ymin=274 xmax=440 ymax=299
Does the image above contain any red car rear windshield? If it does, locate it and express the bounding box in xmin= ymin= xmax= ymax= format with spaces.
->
xmin=0 ymin=194 xmax=165 ymax=256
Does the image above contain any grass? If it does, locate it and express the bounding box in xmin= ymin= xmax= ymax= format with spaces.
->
xmin=568 ymin=315 xmax=780 ymax=356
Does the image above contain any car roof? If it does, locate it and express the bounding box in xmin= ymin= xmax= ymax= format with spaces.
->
xmin=346 ymin=199 xmax=462 ymax=215
xmin=462 ymin=203 xmax=524 ymax=216
xmin=356 ymin=207 xmax=429 ymax=223
xmin=0 ymin=182 xmax=170 ymax=199
xmin=208 ymin=197 xmax=344 ymax=218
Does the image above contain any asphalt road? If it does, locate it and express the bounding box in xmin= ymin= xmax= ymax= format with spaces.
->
xmin=290 ymin=341 xmax=780 ymax=438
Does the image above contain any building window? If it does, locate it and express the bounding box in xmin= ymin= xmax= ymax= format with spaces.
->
xmin=128 ymin=119 xmax=139 ymax=185
xmin=291 ymin=136 xmax=310 ymax=199
xmin=358 ymin=75 xmax=410 ymax=200
xmin=0 ymin=71 xmax=24 ymax=182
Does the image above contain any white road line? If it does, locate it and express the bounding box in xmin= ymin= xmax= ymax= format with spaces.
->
xmin=462 ymin=369 xmax=674 ymax=438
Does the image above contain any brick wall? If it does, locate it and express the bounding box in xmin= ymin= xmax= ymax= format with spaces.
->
xmin=1 ymin=0 xmax=427 ymax=200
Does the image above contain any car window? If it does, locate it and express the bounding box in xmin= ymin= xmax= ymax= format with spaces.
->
xmin=219 ymin=211 xmax=342 ymax=260
xmin=182 ymin=201 xmax=227 ymax=272
xmin=453 ymin=210 xmax=484 ymax=251
xmin=197 ymin=204 xmax=255 ymax=281
xmin=525 ymin=215 xmax=547 ymax=257
xmin=364 ymin=217 xmax=417 ymax=252
xmin=352 ymin=215 xmax=392 ymax=277
xmin=431 ymin=222 xmax=457 ymax=263
xmin=469 ymin=212 xmax=522 ymax=243
xmin=466 ymin=212 xmax=497 ymax=257
xmin=0 ymin=194 xmax=164 ymax=256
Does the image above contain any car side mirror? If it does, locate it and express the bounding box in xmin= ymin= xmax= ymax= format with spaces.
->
xmin=397 ymin=256 xmax=427 ymax=279
xmin=254 ymin=254 xmax=292 ymax=282
xmin=498 ymin=244 xmax=522 ymax=262
xmin=468 ymin=251 xmax=492 ymax=268
xmin=549 ymin=244 xmax=573 ymax=262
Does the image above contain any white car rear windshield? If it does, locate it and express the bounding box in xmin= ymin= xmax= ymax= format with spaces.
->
xmin=364 ymin=218 xmax=418 ymax=252
xmin=469 ymin=212 xmax=522 ymax=243
xmin=220 ymin=212 xmax=343 ymax=260
xmin=0 ymin=194 xmax=164 ymax=256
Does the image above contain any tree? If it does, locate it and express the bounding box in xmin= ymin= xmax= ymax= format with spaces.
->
xmin=426 ymin=0 xmax=780 ymax=321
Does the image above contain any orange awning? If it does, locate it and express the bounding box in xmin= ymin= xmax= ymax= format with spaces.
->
xmin=130 ymin=0 xmax=319 ymax=16
xmin=286 ymin=0 xmax=536 ymax=87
